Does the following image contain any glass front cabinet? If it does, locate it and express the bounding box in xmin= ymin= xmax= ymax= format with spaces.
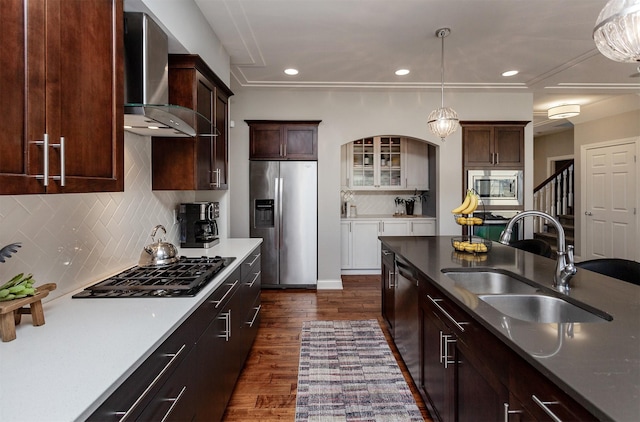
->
xmin=342 ymin=136 xmax=429 ymax=191
xmin=349 ymin=136 xmax=404 ymax=189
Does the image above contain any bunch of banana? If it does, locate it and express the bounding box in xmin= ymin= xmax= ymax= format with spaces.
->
xmin=452 ymin=240 xmax=489 ymax=253
xmin=451 ymin=190 xmax=480 ymax=215
xmin=456 ymin=216 xmax=483 ymax=226
xmin=0 ymin=273 xmax=36 ymax=302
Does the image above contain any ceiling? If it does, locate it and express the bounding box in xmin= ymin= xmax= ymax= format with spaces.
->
xmin=192 ymin=0 xmax=639 ymax=135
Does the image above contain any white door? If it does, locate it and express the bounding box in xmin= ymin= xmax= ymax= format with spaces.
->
xmin=381 ymin=220 xmax=409 ymax=236
xmin=410 ymin=220 xmax=436 ymax=236
xmin=584 ymin=141 xmax=637 ymax=260
xmin=352 ymin=221 xmax=380 ymax=269
xmin=405 ymin=139 xmax=430 ymax=190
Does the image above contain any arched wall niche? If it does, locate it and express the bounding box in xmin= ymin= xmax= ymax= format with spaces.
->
xmin=340 ymin=134 xmax=438 ymax=218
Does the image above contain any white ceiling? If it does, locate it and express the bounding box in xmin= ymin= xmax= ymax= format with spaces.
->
xmin=193 ymin=0 xmax=639 ymax=135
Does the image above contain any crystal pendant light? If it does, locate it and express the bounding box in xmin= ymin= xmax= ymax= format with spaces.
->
xmin=593 ymin=0 xmax=640 ymax=62
xmin=428 ymin=28 xmax=459 ymax=141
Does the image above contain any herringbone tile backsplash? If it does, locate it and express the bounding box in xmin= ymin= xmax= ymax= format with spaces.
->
xmin=0 ymin=133 xmax=195 ymax=301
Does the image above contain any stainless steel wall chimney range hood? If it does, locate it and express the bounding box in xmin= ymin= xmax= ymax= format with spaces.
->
xmin=124 ymin=12 xmax=214 ymax=138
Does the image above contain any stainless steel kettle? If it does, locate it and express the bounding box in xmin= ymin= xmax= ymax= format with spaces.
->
xmin=138 ymin=225 xmax=180 ymax=267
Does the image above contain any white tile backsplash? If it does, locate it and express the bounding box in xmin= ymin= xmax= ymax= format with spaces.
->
xmin=345 ymin=191 xmax=424 ymax=216
xmin=0 ymin=133 xmax=196 ymax=301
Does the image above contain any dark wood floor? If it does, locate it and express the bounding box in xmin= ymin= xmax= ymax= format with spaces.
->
xmin=222 ymin=275 xmax=432 ymax=421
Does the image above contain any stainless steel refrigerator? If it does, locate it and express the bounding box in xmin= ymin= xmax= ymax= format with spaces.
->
xmin=250 ymin=161 xmax=317 ymax=288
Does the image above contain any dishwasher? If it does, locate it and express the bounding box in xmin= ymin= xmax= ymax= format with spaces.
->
xmin=394 ymin=256 xmax=420 ymax=383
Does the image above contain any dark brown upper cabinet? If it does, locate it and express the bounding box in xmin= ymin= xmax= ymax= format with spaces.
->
xmin=152 ymin=55 xmax=233 ymax=190
xmin=0 ymin=0 xmax=124 ymax=195
xmin=246 ymin=121 xmax=320 ymax=160
xmin=461 ymin=121 xmax=528 ymax=169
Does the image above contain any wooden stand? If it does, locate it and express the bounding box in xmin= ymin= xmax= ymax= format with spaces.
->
xmin=0 ymin=283 xmax=56 ymax=342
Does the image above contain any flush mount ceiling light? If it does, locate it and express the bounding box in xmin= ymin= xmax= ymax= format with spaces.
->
xmin=548 ymin=104 xmax=581 ymax=119
xmin=427 ymin=28 xmax=459 ymax=141
xmin=395 ymin=69 xmax=410 ymax=76
xmin=593 ymin=0 xmax=640 ymax=62
xmin=284 ymin=68 xmax=299 ymax=75
xmin=502 ymin=70 xmax=519 ymax=77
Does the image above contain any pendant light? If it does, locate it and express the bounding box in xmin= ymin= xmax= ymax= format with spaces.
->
xmin=593 ymin=0 xmax=640 ymax=62
xmin=428 ymin=28 xmax=459 ymax=141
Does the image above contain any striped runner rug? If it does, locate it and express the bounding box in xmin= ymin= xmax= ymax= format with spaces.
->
xmin=295 ymin=319 xmax=424 ymax=421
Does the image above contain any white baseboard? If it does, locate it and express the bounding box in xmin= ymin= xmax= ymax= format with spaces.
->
xmin=317 ymin=279 xmax=343 ymax=290
xmin=341 ymin=269 xmax=381 ymax=276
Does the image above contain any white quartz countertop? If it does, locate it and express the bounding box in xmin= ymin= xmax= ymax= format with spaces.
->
xmin=0 ymin=238 xmax=261 ymax=422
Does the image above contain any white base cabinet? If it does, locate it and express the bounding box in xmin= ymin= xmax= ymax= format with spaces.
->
xmin=342 ymin=217 xmax=435 ymax=271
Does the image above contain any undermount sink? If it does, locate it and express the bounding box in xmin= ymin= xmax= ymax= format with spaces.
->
xmin=478 ymin=294 xmax=613 ymax=324
xmin=442 ymin=268 xmax=539 ymax=295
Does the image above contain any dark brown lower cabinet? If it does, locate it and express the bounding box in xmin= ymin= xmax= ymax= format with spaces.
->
xmin=456 ymin=338 xmax=509 ymax=421
xmin=381 ymin=248 xmax=395 ymax=333
xmin=195 ymin=272 xmax=244 ymax=421
xmin=421 ymin=277 xmax=508 ymax=422
xmin=385 ymin=253 xmax=599 ymax=422
xmin=136 ymin=348 xmax=196 ymax=422
xmin=88 ymin=245 xmax=262 ymax=422
xmin=508 ymin=355 xmax=598 ymax=421
xmin=421 ymin=303 xmax=455 ymax=422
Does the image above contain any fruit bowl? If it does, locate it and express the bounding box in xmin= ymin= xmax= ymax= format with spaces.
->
xmin=451 ymin=236 xmax=491 ymax=254
xmin=453 ymin=215 xmax=483 ymax=226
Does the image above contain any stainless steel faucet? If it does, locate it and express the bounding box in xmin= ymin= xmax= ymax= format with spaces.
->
xmin=499 ymin=210 xmax=577 ymax=293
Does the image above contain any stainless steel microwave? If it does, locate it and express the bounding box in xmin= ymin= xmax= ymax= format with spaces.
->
xmin=467 ymin=170 xmax=523 ymax=206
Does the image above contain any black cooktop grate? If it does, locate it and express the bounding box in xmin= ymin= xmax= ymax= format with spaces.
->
xmin=72 ymin=256 xmax=235 ymax=298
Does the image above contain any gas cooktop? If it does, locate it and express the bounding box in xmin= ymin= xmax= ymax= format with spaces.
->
xmin=72 ymin=256 xmax=235 ymax=298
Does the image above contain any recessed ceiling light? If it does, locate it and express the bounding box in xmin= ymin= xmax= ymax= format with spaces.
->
xmin=284 ymin=68 xmax=299 ymax=75
xmin=502 ymin=70 xmax=519 ymax=77
xmin=395 ymin=69 xmax=410 ymax=76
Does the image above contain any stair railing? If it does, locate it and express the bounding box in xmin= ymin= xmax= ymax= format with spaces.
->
xmin=533 ymin=161 xmax=574 ymax=233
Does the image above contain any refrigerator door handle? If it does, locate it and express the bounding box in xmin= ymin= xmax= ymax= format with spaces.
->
xmin=275 ymin=177 xmax=281 ymax=251
xmin=278 ymin=177 xmax=284 ymax=248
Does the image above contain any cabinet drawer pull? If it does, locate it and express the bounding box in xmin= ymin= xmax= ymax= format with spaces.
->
xmin=503 ymin=403 xmax=523 ymax=422
xmin=382 ymin=249 xmax=392 ymax=256
xmin=116 ymin=344 xmax=186 ymax=422
xmin=211 ymin=168 xmax=221 ymax=188
xmin=51 ymin=137 xmax=65 ymax=186
xmin=218 ymin=310 xmax=231 ymax=341
xmin=246 ymin=271 xmax=261 ymax=287
xmin=245 ymin=253 xmax=261 ymax=266
xmin=34 ymin=134 xmax=50 ymax=186
xmin=531 ymin=395 xmax=562 ymax=422
xmin=442 ymin=333 xmax=456 ymax=369
xmin=427 ymin=295 xmax=467 ymax=332
xmin=212 ymin=280 xmax=238 ymax=308
xmin=246 ymin=304 xmax=262 ymax=327
xmin=388 ymin=270 xmax=395 ymax=289
xmin=160 ymin=386 xmax=187 ymax=422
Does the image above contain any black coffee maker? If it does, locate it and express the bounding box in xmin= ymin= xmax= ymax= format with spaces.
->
xmin=179 ymin=202 xmax=219 ymax=248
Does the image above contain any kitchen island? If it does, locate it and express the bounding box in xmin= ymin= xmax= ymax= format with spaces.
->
xmin=380 ymin=236 xmax=639 ymax=422
xmin=0 ymin=238 xmax=261 ymax=422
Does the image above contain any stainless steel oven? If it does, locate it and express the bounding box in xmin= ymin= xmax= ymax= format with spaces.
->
xmin=468 ymin=170 xmax=523 ymax=207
